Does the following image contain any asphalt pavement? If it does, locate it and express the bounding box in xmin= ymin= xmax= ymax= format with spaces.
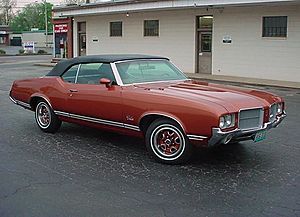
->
xmin=0 ymin=56 xmax=299 ymax=217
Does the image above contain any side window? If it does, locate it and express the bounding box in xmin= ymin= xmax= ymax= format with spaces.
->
xmin=262 ymin=16 xmax=287 ymax=37
xmin=61 ymin=65 xmax=79 ymax=83
xmin=144 ymin=20 xmax=159 ymax=37
xmin=76 ymin=63 xmax=116 ymax=85
xmin=110 ymin=21 xmax=122 ymax=37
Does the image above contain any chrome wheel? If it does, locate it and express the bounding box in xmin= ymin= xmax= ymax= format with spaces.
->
xmin=150 ymin=124 xmax=185 ymax=161
xmin=36 ymin=102 xmax=51 ymax=129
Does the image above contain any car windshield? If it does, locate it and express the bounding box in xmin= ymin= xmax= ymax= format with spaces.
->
xmin=116 ymin=59 xmax=187 ymax=85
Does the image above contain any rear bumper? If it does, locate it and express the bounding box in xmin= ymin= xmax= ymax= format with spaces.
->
xmin=9 ymin=94 xmax=31 ymax=110
xmin=208 ymin=111 xmax=287 ymax=147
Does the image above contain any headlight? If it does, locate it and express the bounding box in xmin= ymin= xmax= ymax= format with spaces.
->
xmin=219 ymin=116 xmax=225 ymax=129
xmin=270 ymin=102 xmax=284 ymax=122
xmin=270 ymin=104 xmax=276 ymax=121
xmin=225 ymin=114 xmax=232 ymax=126
xmin=219 ymin=113 xmax=235 ymax=129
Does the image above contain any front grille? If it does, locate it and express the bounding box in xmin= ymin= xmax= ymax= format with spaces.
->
xmin=239 ymin=108 xmax=264 ymax=130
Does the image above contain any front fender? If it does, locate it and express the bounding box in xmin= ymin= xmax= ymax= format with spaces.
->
xmin=139 ymin=111 xmax=187 ymax=132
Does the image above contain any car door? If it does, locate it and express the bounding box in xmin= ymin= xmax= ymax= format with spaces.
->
xmin=61 ymin=62 xmax=123 ymax=125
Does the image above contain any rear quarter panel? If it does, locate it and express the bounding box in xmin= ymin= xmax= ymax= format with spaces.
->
xmin=10 ymin=77 xmax=67 ymax=112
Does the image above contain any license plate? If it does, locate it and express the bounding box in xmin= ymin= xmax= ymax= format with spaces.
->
xmin=254 ymin=130 xmax=267 ymax=142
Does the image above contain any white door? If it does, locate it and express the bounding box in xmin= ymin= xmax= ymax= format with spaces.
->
xmin=198 ymin=32 xmax=212 ymax=74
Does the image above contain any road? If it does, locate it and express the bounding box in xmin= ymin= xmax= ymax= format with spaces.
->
xmin=0 ymin=56 xmax=299 ymax=217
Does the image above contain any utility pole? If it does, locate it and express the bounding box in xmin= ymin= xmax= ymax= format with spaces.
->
xmin=5 ymin=7 xmax=9 ymax=25
xmin=44 ymin=0 xmax=48 ymax=47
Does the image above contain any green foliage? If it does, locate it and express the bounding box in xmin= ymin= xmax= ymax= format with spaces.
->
xmin=37 ymin=49 xmax=47 ymax=54
xmin=0 ymin=49 xmax=6 ymax=55
xmin=18 ymin=49 xmax=24 ymax=54
xmin=9 ymin=2 xmax=53 ymax=32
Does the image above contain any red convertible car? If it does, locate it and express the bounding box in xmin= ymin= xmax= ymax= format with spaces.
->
xmin=10 ymin=55 xmax=286 ymax=164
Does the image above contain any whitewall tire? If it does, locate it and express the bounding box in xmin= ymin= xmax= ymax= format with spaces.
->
xmin=145 ymin=118 xmax=193 ymax=164
xmin=35 ymin=100 xmax=61 ymax=133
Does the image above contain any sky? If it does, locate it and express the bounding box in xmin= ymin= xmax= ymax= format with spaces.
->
xmin=16 ymin=0 xmax=63 ymax=9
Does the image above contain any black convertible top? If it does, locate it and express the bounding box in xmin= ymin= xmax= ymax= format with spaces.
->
xmin=47 ymin=54 xmax=169 ymax=76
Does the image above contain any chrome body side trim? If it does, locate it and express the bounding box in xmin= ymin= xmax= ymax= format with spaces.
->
xmin=123 ymin=123 xmax=140 ymax=131
xmin=54 ymin=111 xmax=69 ymax=117
xmin=139 ymin=112 xmax=186 ymax=133
xmin=208 ymin=111 xmax=286 ymax=147
xmin=9 ymin=96 xmax=17 ymax=104
xmin=187 ymin=134 xmax=208 ymax=141
xmin=55 ymin=110 xmax=141 ymax=132
xmin=9 ymin=95 xmax=31 ymax=110
xmin=30 ymin=95 xmax=53 ymax=109
xmin=10 ymin=94 xmax=140 ymax=133
xmin=17 ymin=100 xmax=31 ymax=109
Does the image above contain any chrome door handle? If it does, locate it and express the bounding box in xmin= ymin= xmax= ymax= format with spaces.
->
xmin=69 ymin=89 xmax=78 ymax=93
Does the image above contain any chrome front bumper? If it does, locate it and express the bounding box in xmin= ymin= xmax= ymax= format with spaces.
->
xmin=208 ymin=111 xmax=287 ymax=147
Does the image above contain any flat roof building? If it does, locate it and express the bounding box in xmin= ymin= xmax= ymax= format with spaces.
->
xmin=0 ymin=25 xmax=11 ymax=46
xmin=52 ymin=0 xmax=300 ymax=83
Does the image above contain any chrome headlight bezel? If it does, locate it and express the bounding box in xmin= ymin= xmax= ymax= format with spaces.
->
xmin=219 ymin=116 xmax=225 ymax=129
xmin=276 ymin=102 xmax=283 ymax=115
xmin=269 ymin=102 xmax=284 ymax=122
xmin=219 ymin=113 xmax=236 ymax=129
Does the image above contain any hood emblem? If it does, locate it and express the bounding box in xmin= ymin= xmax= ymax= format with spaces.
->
xmin=126 ymin=115 xmax=134 ymax=121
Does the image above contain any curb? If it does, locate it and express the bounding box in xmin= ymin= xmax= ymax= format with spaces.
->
xmin=186 ymin=75 xmax=300 ymax=90
xmin=0 ymin=54 xmax=52 ymax=57
xmin=34 ymin=63 xmax=56 ymax=67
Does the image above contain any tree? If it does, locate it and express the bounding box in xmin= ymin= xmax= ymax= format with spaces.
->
xmin=9 ymin=2 xmax=53 ymax=32
xmin=0 ymin=0 xmax=16 ymax=25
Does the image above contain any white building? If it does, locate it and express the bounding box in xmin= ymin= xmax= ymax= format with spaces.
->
xmin=22 ymin=30 xmax=53 ymax=48
xmin=53 ymin=0 xmax=300 ymax=82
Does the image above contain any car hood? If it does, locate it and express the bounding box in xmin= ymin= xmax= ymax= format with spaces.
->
xmin=133 ymin=80 xmax=281 ymax=112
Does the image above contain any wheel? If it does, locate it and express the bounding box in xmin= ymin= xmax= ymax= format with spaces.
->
xmin=35 ymin=100 xmax=61 ymax=133
xmin=145 ymin=118 xmax=193 ymax=164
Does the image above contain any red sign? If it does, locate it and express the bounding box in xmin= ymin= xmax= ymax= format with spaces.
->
xmin=54 ymin=24 xmax=68 ymax=33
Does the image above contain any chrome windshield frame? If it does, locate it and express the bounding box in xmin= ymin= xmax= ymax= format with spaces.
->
xmin=111 ymin=59 xmax=189 ymax=87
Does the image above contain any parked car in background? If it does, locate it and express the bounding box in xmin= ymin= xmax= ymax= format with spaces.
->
xmin=9 ymin=55 xmax=286 ymax=164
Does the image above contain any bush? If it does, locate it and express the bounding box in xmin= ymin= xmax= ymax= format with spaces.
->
xmin=0 ymin=49 xmax=6 ymax=55
xmin=37 ymin=49 xmax=47 ymax=54
xmin=19 ymin=49 xmax=25 ymax=54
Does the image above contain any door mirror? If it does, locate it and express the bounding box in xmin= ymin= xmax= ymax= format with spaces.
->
xmin=100 ymin=78 xmax=111 ymax=88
